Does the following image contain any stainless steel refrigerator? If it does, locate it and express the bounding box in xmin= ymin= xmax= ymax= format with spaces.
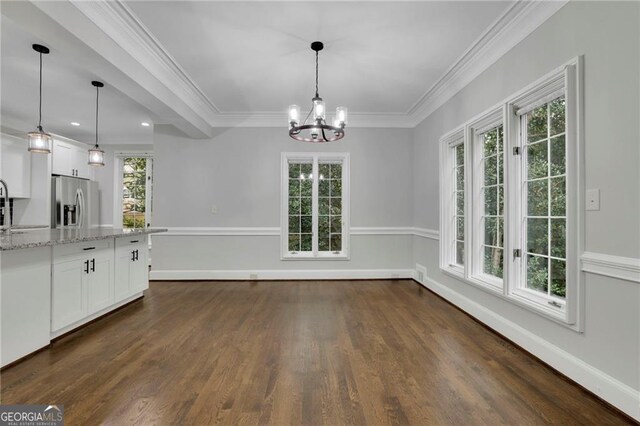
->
xmin=51 ymin=176 xmax=99 ymax=228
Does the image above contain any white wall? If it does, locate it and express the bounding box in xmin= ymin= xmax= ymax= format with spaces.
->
xmin=151 ymin=126 xmax=415 ymax=276
xmin=412 ymin=0 xmax=639 ymax=417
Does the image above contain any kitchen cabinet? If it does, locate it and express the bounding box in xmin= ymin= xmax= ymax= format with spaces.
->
xmin=115 ymin=236 xmax=149 ymax=300
xmin=0 ymin=133 xmax=31 ymax=198
xmin=52 ymin=240 xmax=114 ymax=332
xmin=52 ymin=138 xmax=90 ymax=179
xmin=0 ymin=247 xmax=51 ymax=367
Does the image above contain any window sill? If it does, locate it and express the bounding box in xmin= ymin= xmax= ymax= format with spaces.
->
xmin=282 ymin=253 xmax=350 ymax=261
xmin=439 ymin=266 xmax=580 ymax=332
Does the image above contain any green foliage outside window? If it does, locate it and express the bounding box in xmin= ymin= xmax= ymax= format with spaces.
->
xmin=123 ymin=157 xmax=149 ymax=229
xmin=525 ymin=98 xmax=567 ymax=298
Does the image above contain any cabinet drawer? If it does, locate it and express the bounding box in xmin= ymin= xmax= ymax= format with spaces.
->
xmin=53 ymin=239 xmax=112 ymax=260
xmin=115 ymin=235 xmax=147 ymax=249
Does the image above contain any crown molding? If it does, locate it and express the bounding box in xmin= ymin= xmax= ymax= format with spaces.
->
xmin=406 ymin=0 xmax=569 ymax=126
xmin=210 ymin=112 xmax=416 ymax=128
xmin=69 ymin=0 xmax=219 ymax=124
xmin=65 ymin=0 xmax=566 ymax=131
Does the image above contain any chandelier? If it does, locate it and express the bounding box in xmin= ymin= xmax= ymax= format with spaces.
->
xmin=288 ymin=41 xmax=347 ymax=142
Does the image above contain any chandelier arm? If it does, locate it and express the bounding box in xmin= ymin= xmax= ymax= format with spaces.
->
xmin=302 ymin=104 xmax=313 ymax=126
xmin=321 ymin=127 xmax=328 ymax=142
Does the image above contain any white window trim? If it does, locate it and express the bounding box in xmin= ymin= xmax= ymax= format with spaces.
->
xmin=439 ymin=128 xmax=465 ymax=279
xmin=113 ymin=152 xmax=154 ymax=230
xmin=467 ymin=107 xmax=506 ymax=294
xmin=280 ymin=152 xmax=350 ymax=260
xmin=438 ymin=56 xmax=584 ymax=331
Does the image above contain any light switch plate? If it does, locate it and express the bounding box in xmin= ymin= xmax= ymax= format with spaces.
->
xmin=586 ymin=189 xmax=600 ymax=211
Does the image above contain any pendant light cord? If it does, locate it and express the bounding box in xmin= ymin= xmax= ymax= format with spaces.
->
xmin=95 ymin=85 xmax=99 ymax=148
xmin=38 ymin=52 xmax=43 ymax=130
xmin=315 ymin=50 xmax=319 ymax=98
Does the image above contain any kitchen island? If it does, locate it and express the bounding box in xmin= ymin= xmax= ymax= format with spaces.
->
xmin=0 ymin=227 xmax=166 ymax=367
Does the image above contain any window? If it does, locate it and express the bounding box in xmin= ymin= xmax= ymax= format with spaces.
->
xmin=439 ymin=129 xmax=465 ymax=275
xmin=115 ymin=155 xmax=153 ymax=229
xmin=439 ymin=58 xmax=582 ymax=328
xmin=281 ymin=153 xmax=349 ymax=259
xmin=469 ymin=114 xmax=505 ymax=291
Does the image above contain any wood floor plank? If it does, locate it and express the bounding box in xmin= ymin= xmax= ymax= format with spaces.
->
xmin=0 ymin=280 xmax=633 ymax=425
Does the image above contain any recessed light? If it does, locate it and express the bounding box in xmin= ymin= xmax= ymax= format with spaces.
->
xmin=141 ymin=122 xmax=150 ymax=127
xmin=70 ymin=122 xmax=80 ymax=126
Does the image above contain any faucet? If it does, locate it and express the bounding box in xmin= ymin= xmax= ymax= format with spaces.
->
xmin=0 ymin=179 xmax=10 ymax=234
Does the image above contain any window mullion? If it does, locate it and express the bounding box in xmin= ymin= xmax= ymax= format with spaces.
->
xmin=312 ymin=157 xmax=319 ymax=256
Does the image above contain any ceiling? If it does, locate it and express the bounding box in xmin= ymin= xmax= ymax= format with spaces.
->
xmin=0 ymin=1 xmax=524 ymax=142
xmin=0 ymin=15 xmax=156 ymax=144
xmin=125 ymin=1 xmax=511 ymax=115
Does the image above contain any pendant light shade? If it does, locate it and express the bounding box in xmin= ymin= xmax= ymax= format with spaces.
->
xmin=88 ymin=81 xmax=105 ymax=167
xmin=28 ymin=44 xmax=52 ymax=153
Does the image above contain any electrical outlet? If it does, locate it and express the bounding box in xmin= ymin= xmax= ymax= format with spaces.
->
xmin=249 ymin=273 xmax=258 ymax=280
xmin=211 ymin=205 xmax=218 ymax=215
xmin=586 ymin=189 xmax=600 ymax=211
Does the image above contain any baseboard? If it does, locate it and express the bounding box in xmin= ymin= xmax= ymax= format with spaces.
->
xmin=416 ymin=275 xmax=640 ymax=421
xmin=150 ymin=269 xmax=414 ymax=281
xmin=50 ymin=292 xmax=144 ymax=339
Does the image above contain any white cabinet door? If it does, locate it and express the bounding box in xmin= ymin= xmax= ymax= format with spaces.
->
xmin=52 ymin=139 xmax=91 ymax=178
xmin=73 ymin=146 xmax=90 ymax=179
xmin=52 ymin=257 xmax=87 ymax=331
xmin=114 ymin=238 xmax=148 ymax=299
xmin=86 ymin=253 xmax=114 ymax=314
xmin=130 ymin=244 xmax=149 ymax=294
xmin=52 ymin=139 xmax=73 ymax=177
xmin=0 ymin=134 xmax=31 ymax=198
xmin=114 ymin=247 xmax=132 ymax=301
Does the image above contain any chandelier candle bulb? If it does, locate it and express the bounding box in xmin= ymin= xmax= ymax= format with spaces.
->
xmin=336 ymin=107 xmax=348 ymax=125
xmin=313 ymin=99 xmax=325 ymax=120
xmin=288 ymin=105 xmax=300 ymax=125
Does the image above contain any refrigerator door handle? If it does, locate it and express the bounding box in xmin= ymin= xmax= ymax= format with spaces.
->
xmin=75 ymin=188 xmax=85 ymax=228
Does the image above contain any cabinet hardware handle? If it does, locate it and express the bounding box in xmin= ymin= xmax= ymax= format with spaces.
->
xmin=84 ymin=260 xmax=90 ymax=274
xmin=130 ymin=240 xmax=139 ymax=243
xmin=91 ymin=258 xmax=95 ymax=272
xmin=131 ymin=250 xmax=136 ymax=262
xmin=135 ymin=249 xmax=139 ymax=261
xmin=83 ymin=247 xmax=96 ymax=251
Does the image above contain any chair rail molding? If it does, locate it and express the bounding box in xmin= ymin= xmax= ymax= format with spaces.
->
xmin=159 ymin=226 xmax=439 ymax=239
xmin=580 ymin=252 xmax=640 ymax=284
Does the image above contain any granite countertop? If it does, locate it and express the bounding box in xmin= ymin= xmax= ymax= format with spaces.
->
xmin=0 ymin=227 xmax=167 ymax=251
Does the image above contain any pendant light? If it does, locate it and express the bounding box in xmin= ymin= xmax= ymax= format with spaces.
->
xmin=88 ymin=81 xmax=105 ymax=166
xmin=27 ymin=44 xmax=52 ymax=153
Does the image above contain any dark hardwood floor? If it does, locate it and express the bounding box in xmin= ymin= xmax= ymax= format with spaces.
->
xmin=0 ymin=280 xmax=633 ymax=425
